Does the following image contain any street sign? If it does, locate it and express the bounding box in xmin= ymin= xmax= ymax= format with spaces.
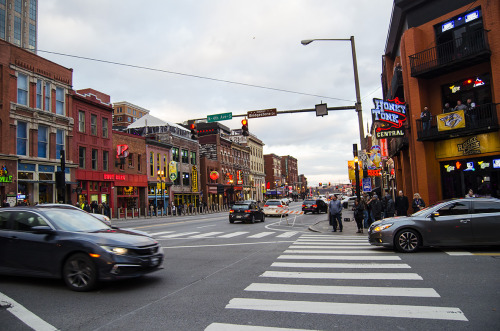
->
xmin=362 ymin=178 xmax=372 ymax=192
xmin=247 ymin=108 xmax=277 ymax=119
xmin=207 ymin=112 xmax=232 ymax=122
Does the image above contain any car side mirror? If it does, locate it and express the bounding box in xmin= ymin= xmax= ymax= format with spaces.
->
xmin=430 ymin=212 xmax=439 ymax=219
xmin=32 ymin=226 xmax=55 ymax=234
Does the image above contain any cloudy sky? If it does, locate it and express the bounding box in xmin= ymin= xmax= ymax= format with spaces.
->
xmin=38 ymin=0 xmax=393 ymax=186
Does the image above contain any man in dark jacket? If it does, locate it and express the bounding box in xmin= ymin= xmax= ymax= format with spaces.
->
xmin=369 ymin=194 xmax=383 ymax=224
xmin=384 ymin=193 xmax=395 ymax=219
xmin=395 ymin=190 xmax=409 ymax=216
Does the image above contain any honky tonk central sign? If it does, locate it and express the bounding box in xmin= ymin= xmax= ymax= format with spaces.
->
xmin=371 ymin=97 xmax=407 ymax=138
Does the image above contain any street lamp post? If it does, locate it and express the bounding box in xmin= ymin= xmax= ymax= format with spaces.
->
xmin=301 ymin=37 xmax=365 ymax=150
xmin=157 ymin=170 xmax=165 ymax=215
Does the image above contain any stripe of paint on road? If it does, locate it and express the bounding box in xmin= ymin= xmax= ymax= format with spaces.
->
xmin=260 ymin=271 xmax=423 ymax=280
xmin=247 ymin=232 xmax=275 ymax=238
xmin=277 ymin=255 xmax=401 ymax=261
xmin=160 ymin=232 xmax=200 ymax=238
xmin=205 ymin=322 xmax=314 ymax=331
xmin=300 ymin=235 xmax=364 ymax=239
xmin=148 ymin=231 xmax=175 ymax=236
xmin=289 ymin=245 xmax=375 ymax=249
xmin=189 ymin=232 xmax=225 ymax=238
xmin=0 ymin=292 xmax=58 ymax=331
xmin=444 ymin=251 xmax=474 ymax=256
xmin=291 ymin=242 xmax=371 ymax=246
xmin=296 ymin=239 xmax=368 ymax=242
xmin=217 ymin=232 xmax=249 ymax=238
xmin=283 ymin=249 xmax=391 ymax=254
xmin=245 ymin=283 xmax=440 ymax=298
xmin=276 ymin=231 xmax=299 ymax=238
xmin=271 ymin=262 xmax=411 ymax=269
xmin=226 ymin=298 xmax=468 ymax=321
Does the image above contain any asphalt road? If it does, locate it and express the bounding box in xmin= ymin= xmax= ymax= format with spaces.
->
xmin=1 ymin=201 xmax=499 ymax=330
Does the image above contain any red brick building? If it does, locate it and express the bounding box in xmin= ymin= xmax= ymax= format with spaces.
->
xmin=382 ymin=0 xmax=500 ymax=204
xmin=281 ymin=155 xmax=299 ymax=196
xmin=264 ymin=154 xmax=282 ymax=197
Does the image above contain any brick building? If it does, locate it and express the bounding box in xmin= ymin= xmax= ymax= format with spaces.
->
xmin=112 ymin=101 xmax=149 ymax=130
xmin=0 ymin=0 xmax=38 ymax=52
xmin=145 ymin=138 xmax=172 ymax=213
xmin=264 ymin=153 xmax=282 ymax=197
xmin=0 ymin=38 xmax=74 ymax=206
xmin=382 ymin=0 xmax=500 ymax=204
xmin=281 ymin=155 xmax=299 ymax=197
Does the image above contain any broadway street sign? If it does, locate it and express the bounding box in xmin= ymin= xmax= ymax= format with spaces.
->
xmin=207 ymin=112 xmax=232 ymax=122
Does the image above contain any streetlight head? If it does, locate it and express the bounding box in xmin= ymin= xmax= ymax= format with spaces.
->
xmin=301 ymin=39 xmax=313 ymax=45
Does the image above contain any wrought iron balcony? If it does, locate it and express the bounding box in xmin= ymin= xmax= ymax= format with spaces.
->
xmin=416 ymin=103 xmax=499 ymax=141
xmin=409 ymin=29 xmax=491 ymax=78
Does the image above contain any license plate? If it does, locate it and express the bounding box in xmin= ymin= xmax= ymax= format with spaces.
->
xmin=150 ymin=257 xmax=160 ymax=266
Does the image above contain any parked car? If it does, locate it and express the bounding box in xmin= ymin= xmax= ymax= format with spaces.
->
xmin=0 ymin=207 xmax=163 ymax=291
xmin=262 ymin=199 xmax=289 ymax=216
xmin=229 ymin=202 xmax=265 ymax=223
xmin=341 ymin=196 xmax=357 ymax=209
xmin=35 ymin=203 xmax=111 ymax=226
xmin=368 ymin=198 xmax=500 ymax=253
xmin=302 ymin=199 xmax=328 ymax=214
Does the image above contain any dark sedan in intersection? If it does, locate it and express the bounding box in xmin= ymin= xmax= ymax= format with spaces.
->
xmin=229 ymin=201 xmax=265 ymax=223
xmin=0 ymin=207 xmax=163 ymax=291
xmin=368 ymin=198 xmax=500 ymax=253
xmin=302 ymin=199 xmax=328 ymax=214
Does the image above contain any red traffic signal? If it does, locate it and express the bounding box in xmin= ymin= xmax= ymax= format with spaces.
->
xmin=241 ymin=118 xmax=249 ymax=136
xmin=190 ymin=123 xmax=198 ymax=140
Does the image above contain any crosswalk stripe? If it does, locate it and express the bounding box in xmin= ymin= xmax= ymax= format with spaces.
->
xmin=148 ymin=231 xmax=174 ymax=236
xmin=260 ymin=271 xmax=423 ymax=280
xmin=271 ymin=262 xmax=411 ymax=269
xmin=205 ymin=323 xmax=314 ymax=331
xmin=276 ymin=232 xmax=299 ymax=238
xmin=444 ymin=251 xmax=473 ymax=256
xmin=226 ymin=298 xmax=468 ymax=321
xmin=189 ymin=232 xmax=225 ymax=238
xmin=248 ymin=232 xmax=275 ymax=238
xmin=291 ymin=242 xmax=370 ymax=246
xmin=160 ymin=232 xmax=200 ymax=238
xmin=217 ymin=232 xmax=249 ymax=238
xmin=289 ymin=245 xmax=374 ymax=249
xmin=245 ymin=283 xmax=439 ymax=297
xmin=278 ymin=255 xmax=401 ymax=261
xmin=284 ymin=249 xmax=391 ymax=254
xmin=300 ymin=235 xmax=364 ymax=239
xmin=296 ymin=239 xmax=367 ymax=242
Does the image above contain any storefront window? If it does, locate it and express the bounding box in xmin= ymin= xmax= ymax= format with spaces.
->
xmin=39 ymin=183 xmax=53 ymax=204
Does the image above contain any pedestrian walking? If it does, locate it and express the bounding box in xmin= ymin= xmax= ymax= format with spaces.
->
xmin=353 ymin=198 xmax=364 ymax=233
xmin=328 ymin=195 xmax=343 ymax=232
xmin=363 ymin=193 xmax=370 ymax=228
xmin=395 ymin=190 xmax=409 ymax=216
xmin=383 ymin=193 xmax=395 ymax=218
xmin=369 ymin=194 xmax=383 ymax=224
xmin=412 ymin=193 xmax=426 ymax=213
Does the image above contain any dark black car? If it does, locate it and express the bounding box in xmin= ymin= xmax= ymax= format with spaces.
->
xmin=229 ymin=202 xmax=265 ymax=223
xmin=0 ymin=207 xmax=163 ymax=291
xmin=302 ymin=199 xmax=328 ymax=214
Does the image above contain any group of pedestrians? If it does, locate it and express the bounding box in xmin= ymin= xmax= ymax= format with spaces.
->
xmin=328 ymin=190 xmax=428 ymax=234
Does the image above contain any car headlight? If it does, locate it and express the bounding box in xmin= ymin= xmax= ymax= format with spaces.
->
xmin=373 ymin=223 xmax=393 ymax=232
xmin=100 ymin=245 xmax=129 ymax=255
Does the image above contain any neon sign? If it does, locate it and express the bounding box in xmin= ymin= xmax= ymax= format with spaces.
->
xmin=371 ymin=98 xmax=406 ymax=138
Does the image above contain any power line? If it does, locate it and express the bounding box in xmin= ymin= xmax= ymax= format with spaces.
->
xmin=37 ymin=49 xmax=356 ymax=103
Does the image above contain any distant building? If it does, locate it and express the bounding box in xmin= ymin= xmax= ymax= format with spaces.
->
xmin=264 ymin=154 xmax=282 ymax=197
xmin=112 ymin=101 xmax=150 ymax=130
xmin=281 ymin=155 xmax=299 ymax=197
xmin=0 ymin=0 xmax=38 ymax=52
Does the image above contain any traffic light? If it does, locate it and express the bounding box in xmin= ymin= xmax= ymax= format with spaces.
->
xmin=319 ymin=182 xmax=322 ymax=187
xmin=190 ymin=123 xmax=198 ymax=140
xmin=241 ymin=118 xmax=249 ymax=136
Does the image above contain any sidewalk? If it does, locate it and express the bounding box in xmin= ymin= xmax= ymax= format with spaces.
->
xmin=308 ymin=208 xmax=366 ymax=235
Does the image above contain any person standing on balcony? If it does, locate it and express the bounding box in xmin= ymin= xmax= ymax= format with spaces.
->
xmin=454 ymin=100 xmax=467 ymax=111
xmin=465 ymin=98 xmax=477 ymax=127
xmin=420 ymin=106 xmax=431 ymax=131
xmin=442 ymin=103 xmax=452 ymax=113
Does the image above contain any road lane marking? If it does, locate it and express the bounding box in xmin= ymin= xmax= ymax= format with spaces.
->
xmin=288 ymin=245 xmax=375 ymax=249
xmin=189 ymin=232 xmax=225 ymax=238
xmin=226 ymin=298 xmax=468 ymax=321
xmin=217 ymin=231 xmax=249 ymax=238
xmin=296 ymin=239 xmax=367 ymax=242
xmin=245 ymin=283 xmax=439 ymax=297
xmin=291 ymin=242 xmax=370 ymax=246
xmin=0 ymin=292 xmax=58 ymax=331
xmin=148 ymin=231 xmax=174 ymax=236
xmin=248 ymin=232 xmax=275 ymax=238
xmin=160 ymin=232 xmax=200 ymax=238
xmin=278 ymin=255 xmax=401 ymax=260
xmin=260 ymin=271 xmax=423 ymax=280
xmin=276 ymin=231 xmax=299 ymax=238
xmin=284 ymin=249 xmax=391 ymax=254
xmin=162 ymin=241 xmax=295 ymax=249
xmin=205 ymin=323 xmax=314 ymax=331
xmin=271 ymin=262 xmax=411 ymax=268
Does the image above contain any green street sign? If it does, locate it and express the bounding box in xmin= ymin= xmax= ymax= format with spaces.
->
xmin=207 ymin=112 xmax=232 ymax=122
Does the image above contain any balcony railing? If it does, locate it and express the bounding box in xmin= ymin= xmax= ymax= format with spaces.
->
xmin=409 ymin=29 xmax=490 ymax=78
xmin=416 ymin=103 xmax=499 ymax=141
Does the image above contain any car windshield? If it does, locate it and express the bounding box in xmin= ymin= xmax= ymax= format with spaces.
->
xmin=266 ymin=201 xmax=281 ymax=205
xmin=42 ymin=209 xmax=111 ymax=232
xmin=232 ymin=204 xmax=250 ymax=210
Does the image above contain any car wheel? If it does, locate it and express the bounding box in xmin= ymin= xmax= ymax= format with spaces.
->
xmin=261 ymin=214 xmax=265 ymax=222
xmin=394 ymin=229 xmax=421 ymax=253
xmin=63 ymin=253 xmax=97 ymax=292
xmin=229 ymin=219 xmax=234 ymax=223
xmin=250 ymin=215 xmax=255 ymax=224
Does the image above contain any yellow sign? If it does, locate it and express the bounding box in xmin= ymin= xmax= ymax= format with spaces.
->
xmin=169 ymin=161 xmax=177 ymax=181
xmin=435 ymin=132 xmax=500 ymax=159
xmin=191 ymin=165 xmax=198 ymax=192
xmin=437 ymin=110 xmax=466 ymax=131
xmin=347 ymin=160 xmax=363 ymax=181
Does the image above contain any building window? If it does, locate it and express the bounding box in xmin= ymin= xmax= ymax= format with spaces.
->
xmin=56 ymin=129 xmax=64 ymax=160
xmin=190 ymin=151 xmax=196 ymax=165
xmin=90 ymin=114 xmax=97 ymax=135
xmin=29 ymin=0 xmax=36 ymax=20
xmin=13 ymin=16 xmax=21 ymax=45
xmin=172 ymin=147 xmax=179 ymax=162
xmin=138 ymin=154 xmax=141 ymax=171
xmin=17 ymin=73 xmax=28 ymax=106
xmin=79 ymin=147 xmax=86 ymax=168
xmin=37 ymin=126 xmax=48 ymax=158
xmin=150 ymin=152 xmax=154 ymax=177
xmin=78 ymin=111 xmax=85 ymax=132
xmin=127 ymin=116 xmax=131 ymax=122
xmin=17 ymin=121 xmax=27 ymax=156
xmin=182 ymin=172 xmax=190 ymax=186
xmin=29 ymin=23 xmax=36 ymax=49
xmin=128 ymin=153 xmax=134 ymax=168
xmin=163 ymin=154 xmax=167 ymax=177
xmin=92 ymin=149 xmax=98 ymax=170
xmin=14 ymin=0 xmax=21 ymax=13
xmin=102 ymin=118 xmax=108 ymax=138
xmin=36 ymin=79 xmax=42 ymax=109
xmin=44 ymin=82 xmax=50 ymax=110
xmin=0 ymin=9 xmax=5 ymax=39
xmin=117 ymin=116 xmax=122 ymax=122
xmin=156 ymin=153 xmax=160 ymax=174
xmin=103 ymin=151 xmax=109 ymax=171
xmin=55 ymin=87 xmax=64 ymax=115
xmin=181 ymin=149 xmax=188 ymax=163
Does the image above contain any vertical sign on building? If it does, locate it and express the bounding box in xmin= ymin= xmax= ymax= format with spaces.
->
xmin=191 ymin=165 xmax=198 ymax=192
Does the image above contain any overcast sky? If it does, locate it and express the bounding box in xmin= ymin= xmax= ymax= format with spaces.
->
xmin=38 ymin=0 xmax=394 ymax=186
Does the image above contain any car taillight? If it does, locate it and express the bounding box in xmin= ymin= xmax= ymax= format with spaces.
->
xmin=244 ymin=210 xmax=252 ymax=213
xmin=302 ymin=204 xmax=305 ymax=208
xmin=312 ymin=204 xmax=317 ymax=208
xmin=229 ymin=210 xmax=234 ymax=213
xmin=277 ymin=205 xmax=282 ymax=208
xmin=264 ymin=205 xmax=269 ymax=207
